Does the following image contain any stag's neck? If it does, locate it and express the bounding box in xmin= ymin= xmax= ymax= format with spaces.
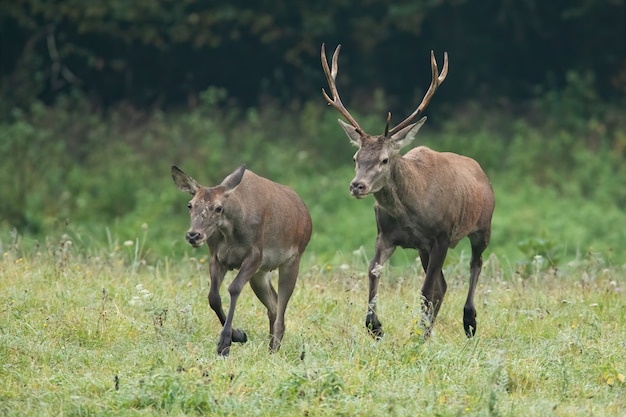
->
xmin=373 ymin=157 xmax=423 ymax=215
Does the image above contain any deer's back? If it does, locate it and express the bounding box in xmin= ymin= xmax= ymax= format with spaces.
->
xmin=215 ymin=171 xmax=312 ymax=269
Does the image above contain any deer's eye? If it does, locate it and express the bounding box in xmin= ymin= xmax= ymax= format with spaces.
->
xmin=214 ymin=205 xmax=223 ymax=214
xmin=381 ymin=158 xmax=389 ymax=165
xmin=187 ymin=202 xmax=192 ymax=210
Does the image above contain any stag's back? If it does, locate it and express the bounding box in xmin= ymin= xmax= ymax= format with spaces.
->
xmin=399 ymin=147 xmax=494 ymax=246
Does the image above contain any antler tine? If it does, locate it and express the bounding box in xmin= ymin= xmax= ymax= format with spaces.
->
xmin=387 ymin=50 xmax=448 ymax=136
xmin=321 ymin=43 xmax=363 ymax=134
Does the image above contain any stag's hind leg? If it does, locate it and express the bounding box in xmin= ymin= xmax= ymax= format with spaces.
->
xmin=418 ymin=235 xmax=449 ymax=337
xmin=464 ymin=231 xmax=489 ymax=337
xmin=418 ymin=249 xmax=448 ymax=321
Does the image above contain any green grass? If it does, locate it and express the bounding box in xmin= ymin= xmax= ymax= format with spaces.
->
xmin=1 ymin=236 xmax=624 ymax=416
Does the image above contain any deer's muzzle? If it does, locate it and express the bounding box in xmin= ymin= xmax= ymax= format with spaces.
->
xmin=186 ymin=231 xmax=205 ymax=247
xmin=350 ymin=181 xmax=368 ymax=199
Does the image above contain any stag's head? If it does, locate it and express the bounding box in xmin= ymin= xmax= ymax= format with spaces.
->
xmin=340 ymin=117 xmax=427 ymax=198
xmin=172 ymin=164 xmax=246 ymax=247
xmin=321 ymin=44 xmax=447 ymax=198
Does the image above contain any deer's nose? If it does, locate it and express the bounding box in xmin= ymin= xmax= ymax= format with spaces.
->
xmin=350 ymin=181 xmax=365 ymax=194
xmin=186 ymin=231 xmax=201 ymax=244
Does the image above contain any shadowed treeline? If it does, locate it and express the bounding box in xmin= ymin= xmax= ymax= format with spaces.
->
xmin=1 ymin=1 xmax=624 ymax=114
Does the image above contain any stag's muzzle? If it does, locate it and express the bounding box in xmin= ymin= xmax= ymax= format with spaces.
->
xmin=350 ymin=181 xmax=368 ymax=199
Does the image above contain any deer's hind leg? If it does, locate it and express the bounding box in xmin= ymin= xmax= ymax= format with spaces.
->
xmin=270 ymin=257 xmax=301 ymax=352
xmin=249 ymin=271 xmax=278 ymax=347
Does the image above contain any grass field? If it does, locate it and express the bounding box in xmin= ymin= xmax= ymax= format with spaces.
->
xmin=1 ymin=233 xmax=624 ymax=417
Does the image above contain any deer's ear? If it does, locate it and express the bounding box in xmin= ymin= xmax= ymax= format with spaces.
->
xmin=338 ymin=119 xmax=361 ymax=146
xmin=172 ymin=166 xmax=199 ymax=195
xmin=221 ymin=164 xmax=246 ymax=192
xmin=389 ymin=116 xmax=427 ymax=150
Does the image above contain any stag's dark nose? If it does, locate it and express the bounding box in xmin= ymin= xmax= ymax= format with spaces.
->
xmin=186 ymin=231 xmax=201 ymax=245
xmin=350 ymin=181 xmax=366 ymax=196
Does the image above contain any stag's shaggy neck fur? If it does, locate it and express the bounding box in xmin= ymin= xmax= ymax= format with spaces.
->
xmin=374 ymin=156 xmax=418 ymax=215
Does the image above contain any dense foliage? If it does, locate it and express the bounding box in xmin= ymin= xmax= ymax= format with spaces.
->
xmin=0 ymin=83 xmax=624 ymax=266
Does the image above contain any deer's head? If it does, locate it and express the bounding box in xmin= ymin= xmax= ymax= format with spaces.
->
xmin=321 ymin=44 xmax=447 ymax=198
xmin=172 ymin=164 xmax=246 ymax=247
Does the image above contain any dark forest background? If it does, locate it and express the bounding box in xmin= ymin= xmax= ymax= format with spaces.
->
xmin=1 ymin=0 xmax=625 ymax=267
xmin=2 ymin=0 xmax=624 ymax=113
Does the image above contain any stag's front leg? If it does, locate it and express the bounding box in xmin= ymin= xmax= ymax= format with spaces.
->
xmin=366 ymin=238 xmax=396 ymax=339
xmin=217 ymin=250 xmax=262 ymax=356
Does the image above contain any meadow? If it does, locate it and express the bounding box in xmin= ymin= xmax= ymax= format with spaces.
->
xmin=1 ymin=85 xmax=625 ymax=415
xmin=1 ymin=232 xmax=624 ymax=416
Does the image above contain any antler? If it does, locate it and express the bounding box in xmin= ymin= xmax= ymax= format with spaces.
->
xmin=387 ymin=50 xmax=448 ymax=136
xmin=321 ymin=43 xmax=364 ymax=135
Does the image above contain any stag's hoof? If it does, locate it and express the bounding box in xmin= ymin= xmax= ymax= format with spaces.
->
xmin=232 ymin=329 xmax=248 ymax=343
xmin=463 ymin=319 xmax=476 ymax=338
xmin=366 ymin=317 xmax=384 ymax=340
xmin=368 ymin=327 xmax=384 ymax=340
xmin=463 ymin=306 xmax=477 ymax=338
xmin=269 ymin=340 xmax=281 ymax=353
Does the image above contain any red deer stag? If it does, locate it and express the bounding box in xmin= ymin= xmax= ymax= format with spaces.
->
xmin=321 ymin=44 xmax=495 ymax=338
xmin=172 ymin=164 xmax=312 ymax=355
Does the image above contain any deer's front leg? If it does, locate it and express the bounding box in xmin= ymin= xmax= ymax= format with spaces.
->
xmin=217 ymin=249 xmax=262 ymax=356
xmin=366 ymin=237 xmax=395 ymax=339
xmin=208 ymin=257 xmax=247 ymax=345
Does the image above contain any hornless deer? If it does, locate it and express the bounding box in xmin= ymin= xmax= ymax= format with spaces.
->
xmin=321 ymin=44 xmax=495 ymax=338
xmin=172 ymin=164 xmax=312 ymax=355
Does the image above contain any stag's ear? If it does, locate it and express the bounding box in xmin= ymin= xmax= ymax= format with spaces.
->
xmin=221 ymin=164 xmax=246 ymax=193
xmin=338 ymin=119 xmax=361 ymax=146
xmin=172 ymin=166 xmax=200 ymax=195
xmin=389 ymin=116 xmax=427 ymax=151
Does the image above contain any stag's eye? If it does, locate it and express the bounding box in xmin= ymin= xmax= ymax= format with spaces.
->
xmin=381 ymin=158 xmax=389 ymax=165
xmin=187 ymin=202 xmax=192 ymax=210
xmin=214 ymin=205 xmax=223 ymax=214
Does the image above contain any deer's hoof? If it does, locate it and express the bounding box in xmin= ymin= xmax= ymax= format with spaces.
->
xmin=217 ymin=336 xmax=231 ymax=356
xmin=232 ymin=329 xmax=248 ymax=343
